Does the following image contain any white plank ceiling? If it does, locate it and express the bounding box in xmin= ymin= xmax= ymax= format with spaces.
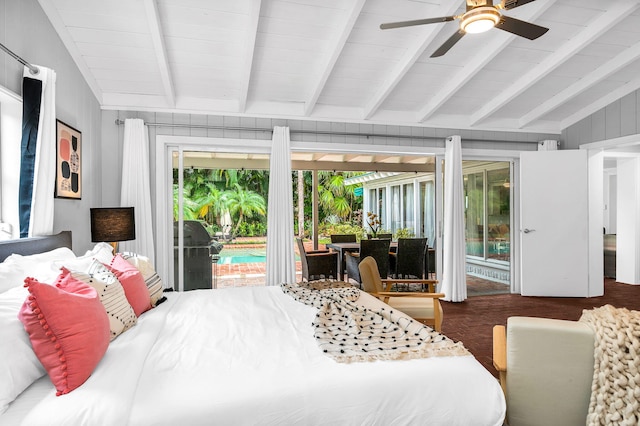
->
xmin=38 ymin=0 xmax=640 ymax=134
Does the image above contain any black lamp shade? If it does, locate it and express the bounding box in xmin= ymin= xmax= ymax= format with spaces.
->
xmin=90 ymin=207 xmax=136 ymax=243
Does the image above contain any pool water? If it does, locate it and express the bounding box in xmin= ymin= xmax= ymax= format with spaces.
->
xmin=218 ymin=248 xmax=266 ymax=264
xmin=217 ymin=247 xmax=300 ymax=264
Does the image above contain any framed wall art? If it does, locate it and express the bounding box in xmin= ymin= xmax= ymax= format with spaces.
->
xmin=55 ymin=120 xmax=82 ymax=199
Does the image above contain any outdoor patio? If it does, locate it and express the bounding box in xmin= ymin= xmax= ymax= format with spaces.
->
xmin=211 ymin=239 xmax=509 ymax=296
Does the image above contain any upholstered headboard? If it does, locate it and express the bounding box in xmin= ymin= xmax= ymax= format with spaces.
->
xmin=0 ymin=231 xmax=72 ymax=263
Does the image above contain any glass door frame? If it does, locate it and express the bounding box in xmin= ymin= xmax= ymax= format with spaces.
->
xmin=155 ymin=135 xmax=272 ymax=291
xmin=435 ymin=149 xmax=521 ymax=293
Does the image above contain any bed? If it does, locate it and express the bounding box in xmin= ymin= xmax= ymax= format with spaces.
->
xmin=0 ymin=233 xmax=506 ymax=425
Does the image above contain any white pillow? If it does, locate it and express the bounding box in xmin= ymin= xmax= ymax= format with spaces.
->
xmin=0 ymin=286 xmax=46 ymax=414
xmin=54 ymin=242 xmax=114 ymax=272
xmin=0 ymin=261 xmax=27 ymax=294
xmin=3 ymin=247 xmax=76 ymax=285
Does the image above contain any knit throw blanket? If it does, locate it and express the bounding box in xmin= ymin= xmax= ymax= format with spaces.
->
xmin=281 ymin=281 xmax=469 ymax=363
xmin=580 ymin=305 xmax=640 ymax=426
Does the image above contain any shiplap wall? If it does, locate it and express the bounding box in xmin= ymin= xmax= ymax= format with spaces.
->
xmin=562 ymin=90 xmax=640 ymax=148
xmin=0 ymin=0 xmax=102 ymax=254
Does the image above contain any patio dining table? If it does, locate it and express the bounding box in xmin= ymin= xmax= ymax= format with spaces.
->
xmin=326 ymin=241 xmax=398 ymax=281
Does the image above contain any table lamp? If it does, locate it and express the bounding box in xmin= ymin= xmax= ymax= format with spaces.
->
xmin=90 ymin=207 xmax=136 ymax=253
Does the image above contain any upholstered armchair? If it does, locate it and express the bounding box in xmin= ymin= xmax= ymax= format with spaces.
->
xmin=492 ymin=317 xmax=594 ymax=426
xmin=296 ymin=238 xmax=338 ymax=282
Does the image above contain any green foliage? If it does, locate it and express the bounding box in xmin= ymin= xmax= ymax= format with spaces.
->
xmin=176 ymin=166 xmax=367 ymax=239
xmin=394 ymin=228 xmax=415 ymax=239
xmin=319 ymin=222 xmax=367 ymax=241
xmin=237 ymin=220 xmax=267 ymax=237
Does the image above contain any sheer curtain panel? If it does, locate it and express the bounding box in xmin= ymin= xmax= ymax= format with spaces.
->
xmin=265 ymin=126 xmax=296 ymax=285
xmin=19 ymin=65 xmax=56 ymax=237
xmin=119 ymin=119 xmax=155 ymax=265
xmin=441 ymin=135 xmax=467 ymax=302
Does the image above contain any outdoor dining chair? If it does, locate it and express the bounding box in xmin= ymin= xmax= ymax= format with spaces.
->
xmin=345 ymin=238 xmax=391 ymax=286
xmin=296 ymin=238 xmax=338 ymax=282
xmin=330 ymin=234 xmax=357 ymax=243
xmin=390 ymin=238 xmax=428 ymax=290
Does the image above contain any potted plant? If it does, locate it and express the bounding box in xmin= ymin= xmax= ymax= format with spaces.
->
xmin=366 ymin=211 xmax=381 ymax=239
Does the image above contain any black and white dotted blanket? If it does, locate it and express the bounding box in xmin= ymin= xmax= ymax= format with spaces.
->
xmin=281 ymin=281 xmax=469 ymax=363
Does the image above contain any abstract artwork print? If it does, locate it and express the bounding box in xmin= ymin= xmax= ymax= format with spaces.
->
xmin=55 ymin=120 xmax=81 ymax=199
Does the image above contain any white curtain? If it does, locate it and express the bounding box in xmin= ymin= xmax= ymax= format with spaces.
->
xmin=265 ymin=126 xmax=296 ymax=286
xmin=441 ymin=135 xmax=467 ymax=302
xmin=119 ymin=119 xmax=155 ymax=265
xmin=538 ymin=139 xmax=558 ymax=151
xmin=19 ymin=65 xmax=56 ymax=237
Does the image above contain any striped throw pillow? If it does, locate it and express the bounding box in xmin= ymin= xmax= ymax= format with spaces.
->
xmin=64 ymin=260 xmax=137 ymax=340
xmin=121 ymin=253 xmax=165 ymax=307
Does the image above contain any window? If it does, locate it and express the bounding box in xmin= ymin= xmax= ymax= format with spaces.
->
xmin=464 ymin=172 xmax=484 ymax=257
xmin=487 ymin=168 xmax=510 ymax=261
xmin=0 ymin=87 xmax=22 ymax=240
xmin=463 ymin=164 xmax=510 ymax=262
xmin=403 ymin=183 xmax=414 ymax=231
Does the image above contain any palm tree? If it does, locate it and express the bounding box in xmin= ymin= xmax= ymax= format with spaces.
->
xmin=224 ymin=184 xmax=266 ymax=235
xmin=317 ymin=171 xmax=361 ymax=221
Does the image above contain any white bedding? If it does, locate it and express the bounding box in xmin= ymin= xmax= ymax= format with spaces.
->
xmin=4 ymin=286 xmax=505 ymax=425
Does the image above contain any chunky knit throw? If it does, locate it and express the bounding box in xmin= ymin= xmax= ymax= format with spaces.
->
xmin=580 ymin=305 xmax=640 ymax=426
xmin=281 ymin=281 xmax=468 ymax=363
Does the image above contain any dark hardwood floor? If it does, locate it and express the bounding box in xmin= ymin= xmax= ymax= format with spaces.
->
xmin=441 ymin=278 xmax=640 ymax=377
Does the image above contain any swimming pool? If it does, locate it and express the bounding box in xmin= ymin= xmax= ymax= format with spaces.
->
xmin=216 ymin=247 xmax=300 ymax=264
xmin=217 ymin=248 xmax=266 ymax=264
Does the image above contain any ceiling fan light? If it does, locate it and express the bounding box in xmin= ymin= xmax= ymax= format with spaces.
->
xmin=460 ymin=7 xmax=501 ymax=34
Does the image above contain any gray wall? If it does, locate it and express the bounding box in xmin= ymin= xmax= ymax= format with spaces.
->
xmin=0 ymin=0 xmax=102 ymax=253
xmin=562 ymin=90 xmax=640 ymax=149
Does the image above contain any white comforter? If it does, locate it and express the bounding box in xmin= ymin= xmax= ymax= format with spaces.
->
xmin=12 ymin=286 xmax=505 ymax=425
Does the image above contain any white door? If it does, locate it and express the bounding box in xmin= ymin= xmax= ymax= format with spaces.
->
xmin=520 ymin=150 xmax=591 ymax=296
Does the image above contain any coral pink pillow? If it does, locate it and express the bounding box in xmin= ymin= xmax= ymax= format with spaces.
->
xmin=106 ymin=254 xmax=151 ymax=316
xmin=18 ymin=276 xmax=110 ymax=396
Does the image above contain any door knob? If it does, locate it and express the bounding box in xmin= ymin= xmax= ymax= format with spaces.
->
xmin=523 ymin=228 xmax=535 ymax=234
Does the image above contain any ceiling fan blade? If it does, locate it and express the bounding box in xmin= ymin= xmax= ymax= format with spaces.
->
xmin=430 ymin=29 xmax=466 ymax=57
xmin=495 ymin=15 xmax=548 ymax=40
xmin=380 ymin=16 xmax=456 ymax=30
xmin=500 ymin=0 xmax=538 ymax=10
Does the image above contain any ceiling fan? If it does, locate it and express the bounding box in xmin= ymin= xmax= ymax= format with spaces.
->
xmin=380 ymin=0 xmax=549 ymax=57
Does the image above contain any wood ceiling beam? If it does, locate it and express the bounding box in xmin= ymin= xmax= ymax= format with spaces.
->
xmin=304 ymin=0 xmax=366 ymax=117
xmin=470 ymin=1 xmax=640 ymax=127
xmin=520 ymin=40 xmax=640 ymax=128
xmin=36 ymin=0 xmax=103 ymax=103
xmin=417 ymin=0 xmax=556 ymax=123
xmin=238 ymin=0 xmax=263 ymax=113
xmin=144 ymin=0 xmax=175 ymax=107
xmin=560 ymin=75 xmax=640 ymax=131
xmin=364 ymin=0 xmax=464 ymax=120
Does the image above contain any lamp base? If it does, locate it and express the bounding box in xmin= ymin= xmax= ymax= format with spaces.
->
xmin=109 ymin=241 xmax=119 ymax=254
